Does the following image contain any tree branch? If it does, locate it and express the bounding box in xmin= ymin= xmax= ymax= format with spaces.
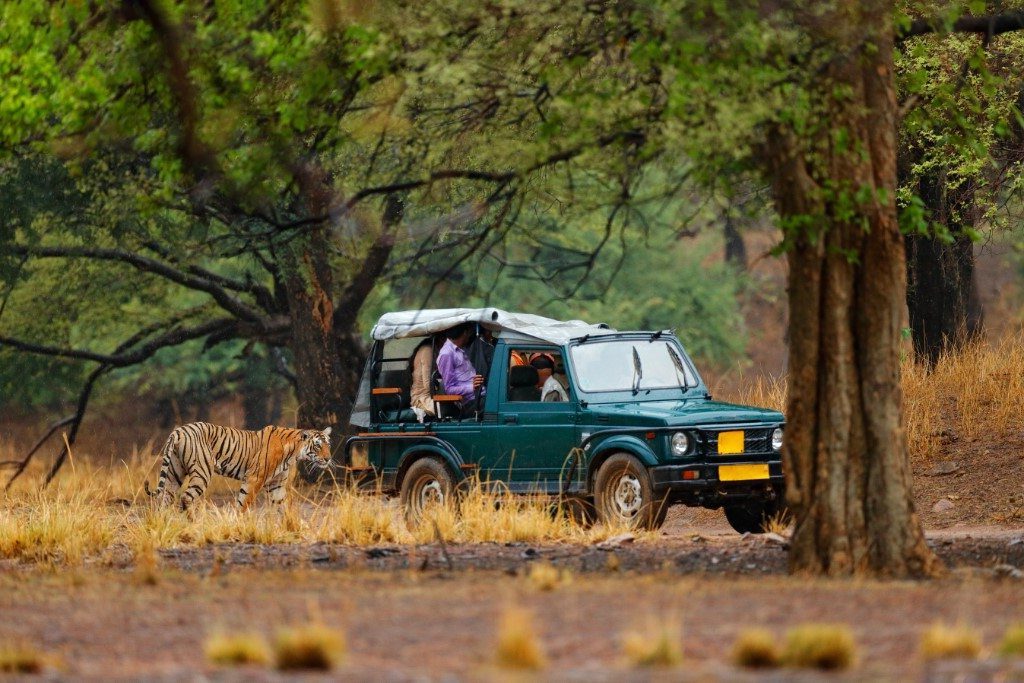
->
xmin=0 ymin=317 xmax=239 ymax=367
xmin=900 ymin=12 xmax=1024 ymax=41
xmin=2 ymin=415 xmax=76 ymax=488
xmin=140 ymin=240 xmax=278 ymax=313
xmin=123 ymin=0 xmax=220 ymax=188
xmin=10 ymin=244 xmax=267 ymax=323
xmin=333 ymin=194 xmax=404 ymax=331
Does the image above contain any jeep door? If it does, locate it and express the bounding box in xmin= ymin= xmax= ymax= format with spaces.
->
xmin=495 ymin=345 xmax=578 ymax=492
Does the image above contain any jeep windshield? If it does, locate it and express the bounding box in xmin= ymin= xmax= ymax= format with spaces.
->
xmin=570 ymin=338 xmax=699 ymax=393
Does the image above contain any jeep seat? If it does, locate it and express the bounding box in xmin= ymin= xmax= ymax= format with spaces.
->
xmin=508 ymin=365 xmax=541 ymax=402
xmin=374 ymin=369 xmax=416 ymax=422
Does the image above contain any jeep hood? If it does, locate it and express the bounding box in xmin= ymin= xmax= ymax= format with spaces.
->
xmin=585 ymin=399 xmax=783 ymax=427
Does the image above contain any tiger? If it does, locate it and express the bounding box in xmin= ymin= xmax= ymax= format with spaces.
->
xmin=144 ymin=422 xmax=332 ymax=510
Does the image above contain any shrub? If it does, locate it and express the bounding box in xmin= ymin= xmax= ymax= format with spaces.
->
xmin=274 ymin=624 xmax=346 ymax=671
xmin=622 ymin=617 xmax=683 ymax=667
xmin=781 ymin=624 xmax=856 ymax=670
xmin=920 ymin=623 xmax=982 ymax=661
xmin=732 ymin=628 xmax=780 ymax=668
xmin=527 ymin=562 xmax=572 ymax=591
xmin=998 ymin=624 xmax=1024 ymax=657
xmin=494 ymin=608 xmax=546 ymax=670
xmin=0 ymin=643 xmax=44 ymax=673
xmin=204 ymin=632 xmax=271 ymax=666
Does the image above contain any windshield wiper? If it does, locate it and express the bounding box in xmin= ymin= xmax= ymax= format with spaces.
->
xmin=667 ymin=346 xmax=691 ymax=389
xmin=631 ymin=346 xmax=643 ymax=395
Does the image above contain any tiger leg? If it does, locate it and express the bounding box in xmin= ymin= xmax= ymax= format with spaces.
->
xmin=147 ymin=431 xmax=184 ymax=505
xmin=178 ymin=445 xmax=213 ymax=511
xmin=237 ymin=472 xmax=269 ymax=510
xmin=265 ymin=468 xmax=290 ymax=505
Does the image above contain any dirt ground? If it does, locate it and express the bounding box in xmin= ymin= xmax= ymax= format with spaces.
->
xmin=2 ymin=509 xmax=1023 ymax=681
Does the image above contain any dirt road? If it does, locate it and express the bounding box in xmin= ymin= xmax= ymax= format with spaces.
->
xmin=3 ymin=516 xmax=1023 ymax=681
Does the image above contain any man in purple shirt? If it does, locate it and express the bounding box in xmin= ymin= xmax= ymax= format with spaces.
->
xmin=436 ymin=323 xmax=485 ymax=414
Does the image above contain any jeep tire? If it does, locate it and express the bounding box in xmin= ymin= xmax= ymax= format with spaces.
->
xmin=723 ymin=499 xmax=784 ymax=535
xmin=400 ymin=458 xmax=455 ymax=527
xmin=594 ymin=453 xmax=668 ymax=530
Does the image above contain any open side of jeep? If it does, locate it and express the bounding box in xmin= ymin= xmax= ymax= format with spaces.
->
xmin=341 ymin=309 xmax=785 ymax=533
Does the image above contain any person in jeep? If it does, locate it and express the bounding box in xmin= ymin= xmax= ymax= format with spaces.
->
xmin=436 ymin=323 xmax=485 ymax=416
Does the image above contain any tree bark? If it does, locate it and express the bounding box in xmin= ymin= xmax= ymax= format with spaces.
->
xmin=904 ymin=169 xmax=983 ymax=366
xmin=767 ymin=2 xmax=939 ymax=577
xmin=282 ymin=226 xmax=349 ymax=430
xmin=723 ymin=212 xmax=747 ymax=270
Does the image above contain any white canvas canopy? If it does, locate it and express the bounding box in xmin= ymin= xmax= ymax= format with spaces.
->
xmin=370 ymin=308 xmax=616 ymax=345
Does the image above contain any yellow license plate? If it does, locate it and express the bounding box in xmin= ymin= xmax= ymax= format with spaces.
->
xmin=719 ymin=464 xmax=770 ymax=481
xmin=717 ymin=430 xmax=745 ymax=454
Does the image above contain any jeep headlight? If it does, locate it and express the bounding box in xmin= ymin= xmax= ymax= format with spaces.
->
xmin=771 ymin=427 xmax=784 ymax=451
xmin=671 ymin=432 xmax=690 ymax=457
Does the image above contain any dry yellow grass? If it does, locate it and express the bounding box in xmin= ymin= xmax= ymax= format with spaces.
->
xmin=494 ymin=607 xmax=547 ymax=670
xmin=731 ymin=628 xmax=780 ymax=668
xmin=0 ymin=454 xmax=640 ymax=566
xmin=920 ymin=622 xmax=982 ymax=661
xmin=780 ymin=624 xmax=856 ymax=670
xmin=527 ymin=561 xmax=572 ymax=591
xmin=0 ymin=642 xmax=44 ymax=674
xmin=621 ymin=616 xmax=683 ymax=667
xmin=998 ymin=624 xmax=1024 ymax=657
xmin=274 ymin=624 xmax=346 ymax=670
xmin=205 ymin=631 xmax=272 ymax=666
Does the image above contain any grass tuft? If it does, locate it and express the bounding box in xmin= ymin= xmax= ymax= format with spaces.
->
xmin=132 ymin=539 xmax=162 ymax=586
xmin=732 ymin=628 xmax=780 ymax=669
xmin=494 ymin=607 xmax=546 ymax=670
xmin=998 ymin=623 xmax=1024 ymax=657
xmin=527 ymin=562 xmax=572 ymax=591
xmin=622 ymin=617 xmax=683 ymax=667
xmin=781 ymin=624 xmax=856 ymax=670
xmin=920 ymin=622 xmax=982 ymax=661
xmin=0 ymin=642 xmax=44 ymax=673
xmin=274 ymin=624 xmax=346 ymax=671
xmin=205 ymin=631 xmax=272 ymax=666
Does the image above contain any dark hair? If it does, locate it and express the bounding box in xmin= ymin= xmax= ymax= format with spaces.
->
xmin=530 ymin=355 xmax=554 ymax=370
xmin=445 ymin=323 xmax=473 ymax=340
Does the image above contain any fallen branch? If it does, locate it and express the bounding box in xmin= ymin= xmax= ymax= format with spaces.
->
xmin=2 ymin=415 xmax=76 ymax=489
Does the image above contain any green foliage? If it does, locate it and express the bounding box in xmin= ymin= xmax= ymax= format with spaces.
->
xmin=10 ymin=0 xmax=1015 ymax=418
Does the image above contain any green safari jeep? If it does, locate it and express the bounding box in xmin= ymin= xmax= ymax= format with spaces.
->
xmin=342 ymin=308 xmax=785 ymax=533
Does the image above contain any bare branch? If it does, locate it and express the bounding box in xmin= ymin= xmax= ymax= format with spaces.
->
xmin=334 ymin=194 xmax=404 ymax=331
xmin=0 ymin=317 xmax=240 ymax=367
xmin=1 ymin=415 xmax=76 ymax=488
xmin=10 ymin=244 xmax=266 ymax=323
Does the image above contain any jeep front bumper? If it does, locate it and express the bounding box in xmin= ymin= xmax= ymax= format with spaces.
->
xmin=649 ymin=460 xmax=784 ymax=507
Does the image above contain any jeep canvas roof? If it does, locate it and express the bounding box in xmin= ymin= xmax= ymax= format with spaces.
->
xmin=370 ymin=308 xmax=616 ymax=345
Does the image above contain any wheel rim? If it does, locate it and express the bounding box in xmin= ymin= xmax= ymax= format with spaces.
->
xmin=611 ymin=472 xmax=642 ymax=518
xmin=416 ymin=476 xmax=445 ymax=512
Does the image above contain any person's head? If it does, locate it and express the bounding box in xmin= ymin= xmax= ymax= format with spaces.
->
xmin=530 ymin=353 xmax=555 ymax=384
xmin=445 ymin=322 xmax=474 ymax=347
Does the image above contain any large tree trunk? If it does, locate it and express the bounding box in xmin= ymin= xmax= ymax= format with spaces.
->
xmin=723 ymin=212 xmax=747 ymax=270
xmin=283 ymin=227 xmax=349 ymax=430
xmin=767 ymin=2 xmax=939 ymax=577
xmin=905 ymin=169 xmax=983 ymax=366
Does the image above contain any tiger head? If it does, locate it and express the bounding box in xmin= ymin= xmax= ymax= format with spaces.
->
xmin=297 ymin=427 xmax=332 ymax=470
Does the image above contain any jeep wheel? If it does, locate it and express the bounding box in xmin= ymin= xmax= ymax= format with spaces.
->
xmin=723 ymin=499 xmax=784 ymax=534
xmin=594 ymin=454 xmax=668 ymax=530
xmin=400 ymin=458 xmax=455 ymax=527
